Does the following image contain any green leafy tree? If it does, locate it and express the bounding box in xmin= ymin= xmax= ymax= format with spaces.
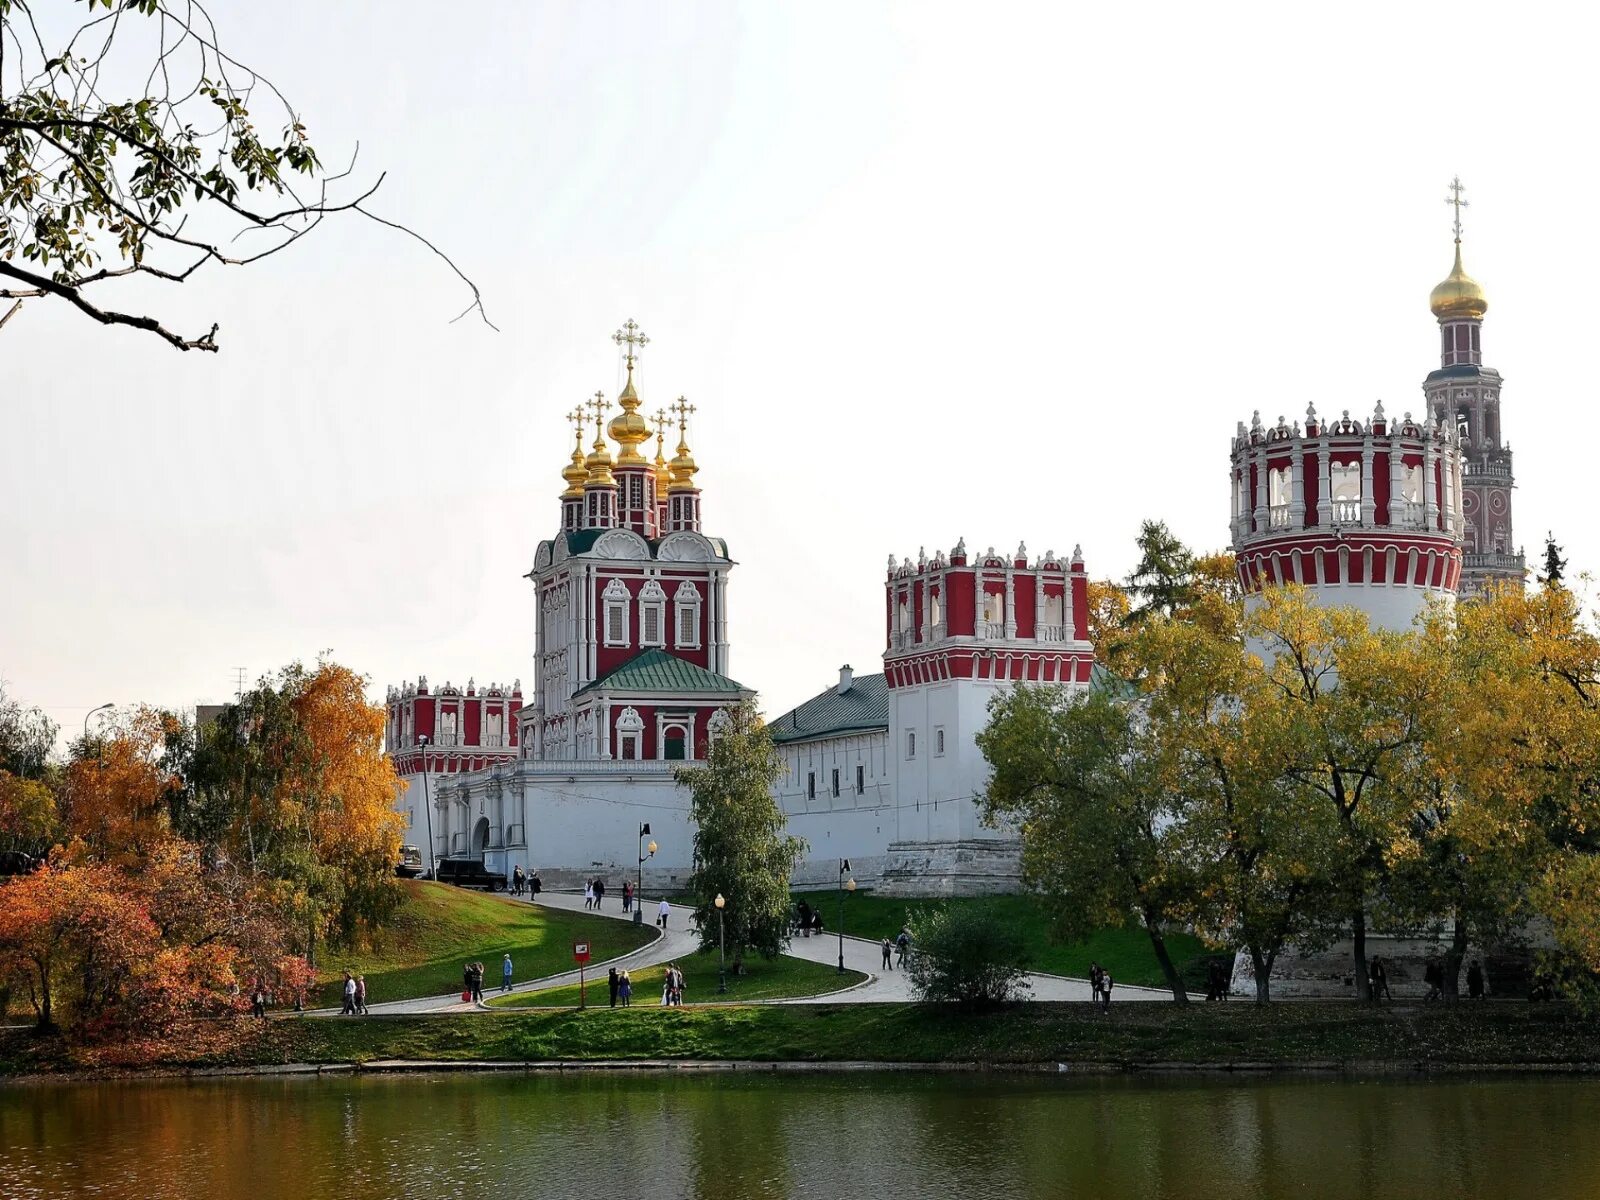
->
xmin=0 ymin=684 xmax=57 ymax=779
xmin=0 ymin=0 xmax=487 ymax=349
xmin=904 ymin=904 xmax=1030 ymax=1008
xmin=978 ymin=684 xmax=1196 ymax=1003
xmin=1124 ymin=520 xmax=1198 ymax=624
xmin=1539 ymin=533 xmax=1568 ymax=589
xmin=675 ymin=701 xmax=806 ymax=968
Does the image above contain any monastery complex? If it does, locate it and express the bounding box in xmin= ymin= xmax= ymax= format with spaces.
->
xmin=384 ymin=183 xmax=1522 ymax=896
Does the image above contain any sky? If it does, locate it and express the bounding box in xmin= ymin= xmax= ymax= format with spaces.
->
xmin=4 ymin=1 xmax=1594 ymax=739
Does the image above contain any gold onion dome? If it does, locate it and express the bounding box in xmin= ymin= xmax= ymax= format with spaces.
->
xmin=1430 ymin=242 xmax=1488 ymax=320
xmin=667 ymin=435 xmax=699 ymax=493
xmin=584 ymin=422 xmax=616 ymax=488
xmin=606 ymin=363 xmax=652 ymax=465
xmin=561 ymin=428 xmax=588 ymax=498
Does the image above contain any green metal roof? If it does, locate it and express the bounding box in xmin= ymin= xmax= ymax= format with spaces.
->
xmin=768 ymin=673 xmax=890 ymax=744
xmin=575 ymin=648 xmax=747 ymax=697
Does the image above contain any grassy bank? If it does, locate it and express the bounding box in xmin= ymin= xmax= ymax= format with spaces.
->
xmin=314 ymin=883 xmax=654 ymax=1007
xmin=806 ymin=891 xmax=1210 ymax=990
xmin=489 ymin=948 xmax=867 ymax=1008
xmin=8 ymin=1003 xmax=1600 ymax=1077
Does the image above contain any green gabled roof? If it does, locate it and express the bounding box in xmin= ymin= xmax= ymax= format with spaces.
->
xmin=768 ymin=673 xmax=890 ymax=744
xmin=575 ymin=648 xmax=747 ymax=698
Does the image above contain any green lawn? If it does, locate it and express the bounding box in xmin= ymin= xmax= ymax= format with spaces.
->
xmin=13 ymin=1002 xmax=1600 ymax=1076
xmin=315 ymin=882 xmax=654 ymax=1007
xmin=802 ymin=890 xmax=1211 ymax=990
xmin=489 ymin=947 xmax=866 ymax=1008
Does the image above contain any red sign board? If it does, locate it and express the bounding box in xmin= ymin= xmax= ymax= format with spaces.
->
xmin=573 ymin=941 xmax=591 ymax=964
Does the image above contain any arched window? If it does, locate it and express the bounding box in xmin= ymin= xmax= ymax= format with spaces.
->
xmin=905 ymin=730 xmax=916 ymax=760
xmin=673 ymin=581 xmax=702 ymax=649
xmin=602 ymin=579 xmax=631 ymax=646
xmin=638 ymin=579 xmax=667 ymax=647
xmin=615 ymin=706 xmax=644 ymax=761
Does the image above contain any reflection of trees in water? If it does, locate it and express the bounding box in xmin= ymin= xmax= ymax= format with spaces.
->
xmin=11 ymin=1073 xmax=1600 ymax=1198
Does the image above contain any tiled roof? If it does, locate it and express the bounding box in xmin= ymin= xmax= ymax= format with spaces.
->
xmin=575 ymin=648 xmax=748 ymax=697
xmin=768 ymin=673 xmax=890 ymax=744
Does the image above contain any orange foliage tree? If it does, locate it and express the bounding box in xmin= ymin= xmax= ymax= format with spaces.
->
xmin=59 ymin=707 xmax=183 ymax=864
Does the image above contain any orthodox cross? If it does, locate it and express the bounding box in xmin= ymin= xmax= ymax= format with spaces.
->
xmin=567 ymin=405 xmax=587 ymax=443
xmin=670 ymin=395 xmax=696 ymax=436
xmin=612 ymin=319 xmax=650 ymax=368
xmin=653 ymin=407 xmax=670 ymax=455
xmin=586 ymin=390 xmax=608 ymax=438
xmin=1445 ymin=176 xmax=1468 ymax=243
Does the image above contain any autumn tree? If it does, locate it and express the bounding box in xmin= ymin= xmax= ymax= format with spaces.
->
xmin=978 ymin=684 xmax=1197 ymax=1003
xmin=0 ymin=770 xmax=57 ymax=857
xmin=59 ymin=705 xmax=182 ymax=864
xmin=0 ymin=0 xmax=487 ymax=348
xmin=675 ymin=701 xmax=806 ymax=968
xmin=183 ymin=659 xmax=403 ymax=962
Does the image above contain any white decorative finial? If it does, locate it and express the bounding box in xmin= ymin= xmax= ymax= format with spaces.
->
xmin=888 ymin=553 xmax=898 ymax=571
xmin=953 ymin=536 xmax=966 ymax=557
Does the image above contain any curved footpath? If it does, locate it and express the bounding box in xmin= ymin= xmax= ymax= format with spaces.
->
xmin=333 ymin=890 xmax=1182 ymax=1014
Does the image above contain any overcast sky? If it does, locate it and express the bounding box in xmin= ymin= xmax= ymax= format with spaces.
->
xmin=4 ymin=1 xmax=1591 ymax=737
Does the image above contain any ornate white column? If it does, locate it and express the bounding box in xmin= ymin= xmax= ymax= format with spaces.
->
xmin=1360 ymin=444 xmax=1376 ymax=527
xmin=1289 ymin=450 xmax=1306 ymax=527
xmin=1389 ymin=446 xmax=1405 ymax=527
xmin=1424 ymin=438 xmax=1438 ymax=531
xmin=1318 ymin=443 xmax=1331 ymax=526
xmin=1003 ymin=569 xmax=1017 ymax=639
xmin=599 ymin=699 xmax=611 ymax=759
xmin=1252 ymin=447 xmax=1268 ymax=531
xmin=972 ymin=568 xmax=984 ymax=639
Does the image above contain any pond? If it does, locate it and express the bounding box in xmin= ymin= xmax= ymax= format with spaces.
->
xmin=3 ymin=1070 xmax=1596 ymax=1198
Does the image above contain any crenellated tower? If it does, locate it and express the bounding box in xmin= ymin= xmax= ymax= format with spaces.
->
xmin=1230 ymin=405 xmax=1464 ymax=632
xmin=1422 ymin=178 xmax=1524 ymax=593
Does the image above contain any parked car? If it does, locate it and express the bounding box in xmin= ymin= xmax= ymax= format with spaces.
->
xmin=436 ymin=857 xmax=507 ymax=892
xmin=396 ymin=845 xmax=425 ymax=878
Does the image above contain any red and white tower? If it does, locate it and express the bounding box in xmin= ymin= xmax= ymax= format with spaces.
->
xmin=1423 ymin=178 xmax=1524 ymax=592
xmin=879 ymin=538 xmax=1095 ymax=890
xmin=1230 ymin=402 xmax=1464 ymax=630
xmin=524 ymin=320 xmax=748 ymax=764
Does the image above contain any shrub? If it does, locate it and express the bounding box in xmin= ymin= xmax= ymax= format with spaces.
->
xmin=905 ymin=904 xmax=1031 ymax=1009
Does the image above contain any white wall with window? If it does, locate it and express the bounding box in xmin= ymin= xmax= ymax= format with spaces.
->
xmin=602 ymin=578 xmax=631 ymax=646
xmin=638 ymin=579 xmax=667 ymax=647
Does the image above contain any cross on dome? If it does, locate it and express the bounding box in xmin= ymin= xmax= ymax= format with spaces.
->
xmin=670 ymin=395 xmax=696 ymax=435
xmin=1445 ymin=176 xmax=1469 ymax=244
xmin=613 ymin=318 xmax=650 ymax=367
xmin=586 ymin=390 xmax=608 ymax=436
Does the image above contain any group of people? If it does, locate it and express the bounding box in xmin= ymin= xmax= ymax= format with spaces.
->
xmin=879 ymin=929 xmax=910 ymax=970
xmin=1204 ymin=959 xmax=1232 ymax=1001
xmin=461 ymin=960 xmax=492 ymax=1004
xmin=340 ymin=971 xmax=370 ymax=1015
xmin=1419 ymin=957 xmax=1489 ymax=1001
xmin=793 ymin=898 xmax=825 ymax=937
xmin=659 ymin=962 xmax=687 ymax=1005
xmin=583 ymin=878 xmax=608 ymax=909
xmin=606 ymin=966 xmax=636 ymax=1006
xmin=1088 ymin=962 xmax=1114 ymax=1010
xmin=510 ymin=865 xmax=541 ymax=898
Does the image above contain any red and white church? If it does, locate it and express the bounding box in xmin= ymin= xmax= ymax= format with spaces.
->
xmin=384 ymin=320 xmax=1093 ymax=892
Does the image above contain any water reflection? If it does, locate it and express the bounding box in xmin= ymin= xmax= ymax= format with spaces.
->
xmin=2 ymin=1071 xmax=1598 ymax=1199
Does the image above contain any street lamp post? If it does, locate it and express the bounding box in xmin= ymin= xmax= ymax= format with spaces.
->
xmin=837 ymin=858 xmax=855 ymax=973
xmin=417 ymin=734 xmax=436 ymax=881
xmin=715 ymin=892 xmax=727 ymax=994
xmin=82 ymin=702 xmax=113 ymax=744
xmin=636 ymin=823 xmax=656 ymax=925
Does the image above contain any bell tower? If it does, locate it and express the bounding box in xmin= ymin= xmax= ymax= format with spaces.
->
xmin=1423 ymin=177 xmax=1524 ymax=593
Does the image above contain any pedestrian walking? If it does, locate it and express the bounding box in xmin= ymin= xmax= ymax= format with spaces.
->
xmin=584 ymin=879 xmax=595 ymax=910
xmin=658 ymin=898 xmax=671 ymax=928
xmin=1423 ymin=959 xmax=1443 ymax=1002
xmin=622 ymin=880 xmax=633 ymax=913
xmin=512 ymin=865 xmax=525 ymax=897
xmin=797 ymin=899 xmax=812 ymax=938
xmin=881 ymin=937 xmax=893 ymax=970
xmin=470 ymin=961 xmax=485 ymax=1005
xmin=355 ymin=974 xmax=369 ymax=1015
xmin=1368 ymin=956 xmax=1391 ymax=1001
xmin=1101 ymin=969 xmax=1114 ymax=1011
xmin=895 ymin=928 xmax=910 ymax=968
xmin=608 ymin=967 xmax=620 ymax=1008
xmin=670 ymin=964 xmax=685 ymax=1006
xmin=595 ymin=878 xmax=607 ymax=908
xmin=341 ymin=971 xmax=356 ymax=1015
xmin=1089 ymin=962 xmax=1103 ymax=1004
xmin=619 ymin=970 xmax=633 ymax=1006
xmin=531 ymin=871 xmax=542 ymax=897
xmin=1468 ymin=959 xmax=1487 ymax=1000
xmin=251 ymin=983 xmax=267 ymax=1019
xmin=502 ymin=954 xmax=514 ymax=993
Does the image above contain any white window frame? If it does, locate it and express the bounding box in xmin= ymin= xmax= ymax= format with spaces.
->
xmin=602 ymin=578 xmax=631 ymax=647
xmin=934 ymin=727 xmax=946 ymax=757
xmin=673 ymin=580 xmax=703 ymax=650
xmin=639 ymin=579 xmax=667 ymax=648
xmin=656 ymin=714 xmax=693 ymax=762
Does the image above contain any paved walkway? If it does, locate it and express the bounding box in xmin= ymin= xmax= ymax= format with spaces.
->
xmin=326 ymin=889 xmax=1179 ymax=1015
